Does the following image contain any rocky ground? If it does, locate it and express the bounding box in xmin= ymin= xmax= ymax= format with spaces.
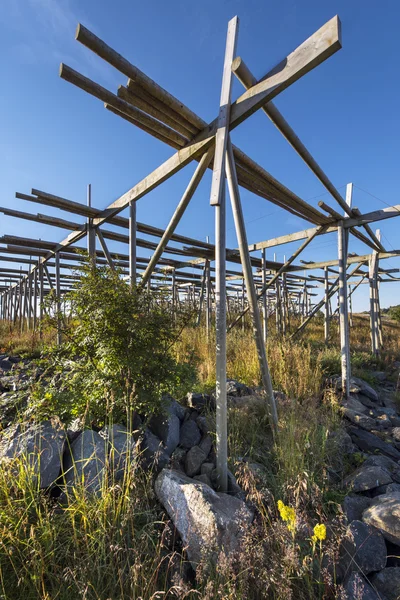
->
xmin=1 ymin=354 xmax=400 ymax=598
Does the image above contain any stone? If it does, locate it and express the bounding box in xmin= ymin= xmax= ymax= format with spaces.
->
xmin=370 ymin=567 xmax=400 ymax=600
xmin=358 ymin=394 xmax=380 ymax=409
xmin=392 ymin=428 xmax=400 ymax=442
xmin=0 ymin=358 xmax=12 ymax=372
xmin=377 ymin=407 xmax=397 ymax=417
xmin=363 ymin=493 xmax=400 ymax=546
xmin=363 ymin=455 xmax=400 ymax=473
xmin=66 ymin=417 xmax=83 ymax=443
xmin=196 ymin=416 xmax=209 ymax=435
xmin=226 ymin=379 xmax=253 ymax=397
xmin=185 ymin=445 xmax=207 ymax=477
xmin=227 ymin=469 xmax=242 ymax=495
xmin=343 ymin=408 xmax=378 ymax=431
xmin=179 ymin=421 xmax=201 ymax=450
xmin=343 ymin=396 xmax=369 ymax=414
xmin=390 ymin=416 xmax=400 ymax=428
xmin=387 ymin=483 xmax=400 ymax=493
xmin=371 ymin=371 xmax=387 ymax=383
xmin=154 ymin=469 xmax=254 ymax=569
xmin=343 ymin=495 xmax=371 ymax=522
xmin=0 ymin=420 xmax=66 ymax=488
xmin=348 ymin=427 xmax=400 ymax=460
xmin=344 ymin=466 xmax=392 ymax=492
xmin=201 ymin=462 xmax=215 ymax=478
xmin=351 ymin=377 xmax=379 ymax=402
xmin=100 ymin=424 xmax=136 ymax=480
xmin=193 ymin=473 xmax=212 ymax=487
xmin=328 ymin=429 xmax=356 ymax=454
xmin=340 ymin=520 xmax=386 ymax=577
xmin=63 ymin=430 xmax=106 ymax=494
xmin=165 ymin=397 xmax=187 ymax=422
xmin=198 ymin=435 xmax=213 ymax=458
xmin=149 ymin=411 xmax=180 ymax=456
xmin=170 ymin=447 xmax=187 ymax=472
xmin=342 ymin=572 xmax=382 ymax=599
xmin=187 ymin=392 xmax=213 ymax=411
xmin=140 ymin=429 xmax=170 ymax=472
xmin=377 ymin=414 xmax=392 ymax=429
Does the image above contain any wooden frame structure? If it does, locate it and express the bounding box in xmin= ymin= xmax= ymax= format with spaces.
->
xmin=2 ymin=14 xmax=400 ymax=490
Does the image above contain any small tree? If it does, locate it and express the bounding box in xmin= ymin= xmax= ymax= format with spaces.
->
xmin=388 ymin=305 xmax=400 ymax=322
xmin=39 ymin=261 xmax=196 ymax=425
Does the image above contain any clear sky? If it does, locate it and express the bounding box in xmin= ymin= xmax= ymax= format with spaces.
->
xmin=1 ymin=0 xmax=399 ymax=311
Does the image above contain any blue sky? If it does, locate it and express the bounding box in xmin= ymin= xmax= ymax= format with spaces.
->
xmin=0 ymin=0 xmax=399 ymax=311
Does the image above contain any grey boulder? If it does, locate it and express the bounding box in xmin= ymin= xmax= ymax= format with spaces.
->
xmin=348 ymin=427 xmax=400 ymax=461
xmin=363 ymin=492 xmax=400 ymax=546
xmin=63 ymin=430 xmax=106 ymax=494
xmin=149 ymin=411 xmax=180 ymax=456
xmin=140 ymin=429 xmax=170 ymax=472
xmin=342 ymin=409 xmax=377 ymax=432
xmin=185 ymin=445 xmax=207 ymax=477
xmin=100 ymin=424 xmax=136 ymax=480
xmin=179 ymin=420 xmax=201 ymax=449
xmin=187 ymin=392 xmax=213 ymax=411
xmin=340 ymin=520 xmax=386 ymax=577
xmin=154 ymin=469 xmax=254 ymax=569
xmin=0 ymin=420 xmax=66 ymax=488
xmin=344 ymin=466 xmax=392 ymax=492
xmin=370 ymin=567 xmax=400 ymax=600
xmin=351 ymin=377 xmax=380 ymax=402
xmin=342 ymin=572 xmax=383 ymax=599
xmin=343 ymin=495 xmax=371 ymax=522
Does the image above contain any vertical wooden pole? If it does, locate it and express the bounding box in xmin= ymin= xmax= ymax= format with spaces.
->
xmin=261 ymin=248 xmax=267 ymax=343
xmin=338 ymin=220 xmax=351 ymax=398
xmin=33 ymin=268 xmax=37 ymax=331
xmin=375 ymin=230 xmax=383 ymax=350
xmin=348 ymin=284 xmax=353 ymax=328
xmin=87 ymin=184 xmax=96 ymax=263
xmin=129 ymin=200 xmax=137 ymax=287
xmin=205 ymin=259 xmax=211 ymax=338
xmin=210 ymin=16 xmax=239 ymax=493
xmin=324 ymin=266 xmax=330 ymax=344
xmin=226 ymin=141 xmax=278 ymax=430
xmin=55 ymin=251 xmax=62 ymax=346
xmin=39 ymin=262 xmax=44 ymax=338
xmin=369 ymin=229 xmax=381 ymax=354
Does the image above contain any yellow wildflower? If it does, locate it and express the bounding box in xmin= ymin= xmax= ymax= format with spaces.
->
xmin=277 ymin=500 xmax=296 ymax=532
xmin=311 ymin=523 xmax=326 ymax=544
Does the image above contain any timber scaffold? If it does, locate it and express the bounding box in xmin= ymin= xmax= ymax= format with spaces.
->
xmin=1 ymin=15 xmax=400 ymax=490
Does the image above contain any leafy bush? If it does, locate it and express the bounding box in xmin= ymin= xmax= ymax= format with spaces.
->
xmin=388 ymin=305 xmax=400 ymax=322
xmin=36 ymin=261 xmax=197 ymax=425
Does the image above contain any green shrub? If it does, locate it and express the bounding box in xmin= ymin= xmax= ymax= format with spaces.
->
xmin=35 ymin=261 xmax=197 ymax=425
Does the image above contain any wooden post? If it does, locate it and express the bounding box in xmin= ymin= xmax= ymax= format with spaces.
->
xmin=338 ymin=221 xmax=351 ymax=398
xmin=324 ymin=266 xmax=330 ymax=344
xmin=369 ymin=229 xmax=381 ymax=354
xmin=376 ymin=230 xmax=383 ymax=350
xmin=205 ymin=259 xmax=211 ymax=338
xmin=39 ymin=262 xmax=44 ymax=338
xmin=210 ymin=16 xmax=239 ymax=493
xmin=171 ymin=269 xmax=176 ymax=321
xmin=87 ymin=184 xmax=96 ymax=263
xmin=261 ymin=248 xmax=267 ymax=343
xmin=226 ymin=140 xmax=278 ymax=430
xmin=33 ymin=268 xmax=37 ymax=331
xmin=348 ymin=284 xmax=353 ymax=328
xmin=55 ymin=251 xmax=62 ymax=346
xmin=196 ymin=262 xmax=207 ymax=326
xmin=129 ymin=201 xmax=137 ymax=287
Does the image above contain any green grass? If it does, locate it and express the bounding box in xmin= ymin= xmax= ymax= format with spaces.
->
xmin=0 ymin=314 xmax=399 ymax=598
